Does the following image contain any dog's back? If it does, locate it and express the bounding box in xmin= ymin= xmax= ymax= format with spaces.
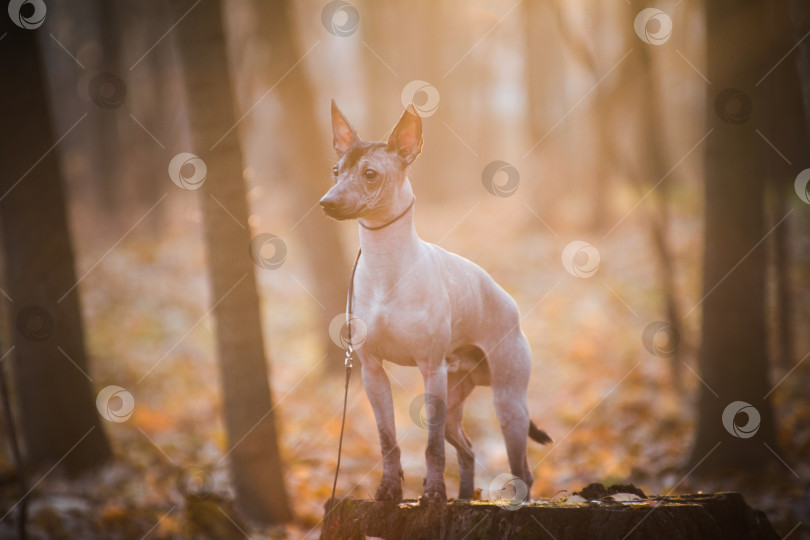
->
xmin=428 ymin=242 xmax=522 ymax=356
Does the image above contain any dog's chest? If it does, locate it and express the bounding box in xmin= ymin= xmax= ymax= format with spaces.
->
xmin=354 ymin=282 xmax=451 ymax=366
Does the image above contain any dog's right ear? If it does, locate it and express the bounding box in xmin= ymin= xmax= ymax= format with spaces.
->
xmin=331 ymin=99 xmax=358 ymax=155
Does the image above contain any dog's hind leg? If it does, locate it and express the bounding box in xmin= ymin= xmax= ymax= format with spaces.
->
xmin=488 ymin=330 xmax=534 ymax=494
xmin=445 ymin=374 xmax=476 ymax=499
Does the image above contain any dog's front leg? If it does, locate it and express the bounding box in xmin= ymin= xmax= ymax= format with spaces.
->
xmin=361 ymin=356 xmax=403 ymax=502
xmin=420 ymin=361 xmax=448 ymax=503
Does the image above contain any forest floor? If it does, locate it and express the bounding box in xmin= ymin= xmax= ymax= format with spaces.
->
xmin=1 ymin=196 xmax=809 ymax=539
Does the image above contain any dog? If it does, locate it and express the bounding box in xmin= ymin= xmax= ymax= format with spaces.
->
xmin=320 ymin=101 xmax=551 ymax=504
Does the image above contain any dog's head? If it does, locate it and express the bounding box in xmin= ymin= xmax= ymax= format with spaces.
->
xmin=319 ymin=100 xmax=422 ymax=222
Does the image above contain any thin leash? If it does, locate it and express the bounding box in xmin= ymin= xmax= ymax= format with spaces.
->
xmin=326 ymin=198 xmax=415 ymax=534
xmin=326 ymin=247 xmax=360 ymax=533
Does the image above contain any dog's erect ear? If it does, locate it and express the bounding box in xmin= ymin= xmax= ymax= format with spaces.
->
xmin=387 ymin=106 xmax=422 ymax=165
xmin=331 ymin=99 xmax=358 ymax=155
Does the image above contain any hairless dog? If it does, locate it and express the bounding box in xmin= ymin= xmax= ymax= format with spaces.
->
xmin=320 ymin=101 xmax=551 ymax=504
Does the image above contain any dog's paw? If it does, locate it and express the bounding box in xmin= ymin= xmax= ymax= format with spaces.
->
xmin=374 ymin=476 xmax=403 ymax=503
xmin=419 ymin=480 xmax=447 ymax=505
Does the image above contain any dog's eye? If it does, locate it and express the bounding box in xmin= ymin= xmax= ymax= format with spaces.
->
xmin=364 ymin=169 xmax=378 ymax=180
xmin=332 ymin=165 xmax=339 ymax=176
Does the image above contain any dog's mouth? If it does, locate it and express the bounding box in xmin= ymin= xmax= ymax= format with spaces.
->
xmin=321 ymin=203 xmax=366 ymax=221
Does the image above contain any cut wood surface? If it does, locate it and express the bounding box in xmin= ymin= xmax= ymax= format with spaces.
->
xmin=320 ymin=492 xmax=779 ymax=540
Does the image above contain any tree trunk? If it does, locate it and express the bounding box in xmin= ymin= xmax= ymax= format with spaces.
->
xmin=0 ymin=14 xmax=112 ymax=473
xmin=523 ymin=0 xmax=564 ymax=146
xmin=769 ymin=188 xmax=794 ymax=371
xmin=551 ymin=2 xmax=683 ymax=383
xmin=362 ymin=0 xmax=391 ymax=139
xmin=91 ymin=0 xmax=123 ymax=215
xmin=687 ymin=0 xmax=779 ymax=472
xmin=762 ymin=0 xmax=808 ymax=372
xmin=114 ymin=0 xmax=172 ymax=233
xmin=631 ymin=0 xmax=684 ymax=388
xmin=789 ymin=0 xmax=810 ymax=129
xmin=249 ymin=0 xmax=350 ymax=374
xmin=588 ymin=0 xmax=615 ymax=233
xmin=169 ymin=0 xmax=291 ymax=524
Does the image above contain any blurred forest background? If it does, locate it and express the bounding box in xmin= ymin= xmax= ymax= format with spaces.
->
xmin=1 ymin=0 xmax=810 ymax=538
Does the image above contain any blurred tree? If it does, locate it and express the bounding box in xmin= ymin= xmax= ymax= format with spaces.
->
xmin=46 ymin=0 xmax=168 ymax=232
xmin=116 ymin=0 xmax=177 ymax=231
xmin=523 ymin=0 xmax=569 ymax=221
xmin=688 ymin=0 xmax=779 ymax=472
xmin=547 ymin=1 xmax=612 ymax=231
xmin=524 ymin=0 xmax=564 ymax=147
xmin=762 ymin=0 xmax=808 ymax=372
xmin=788 ymin=0 xmax=810 ymax=403
xmin=553 ymin=0 xmax=684 ymax=386
xmin=0 ymin=14 xmax=112 ymax=473
xmin=92 ymin=0 xmax=122 ymax=214
xmin=359 ymin=0 xmax=448 ymax=200
xmin=248 ymin=0 xmax=350 ymax=374
xmin=170 ymin=0 xmax=291 ymax=524
xmin=549 ymin=0 xmax=622 ymax=232
xmin=790 ymin=0 xmax=810 ymax=129
xmin=362 ymin=0 xmax=391 ymax=138
xmin=629 ymin=0 xmax=684 ymax=387
xmin=40 ymin=0 xmax=110 ymax=221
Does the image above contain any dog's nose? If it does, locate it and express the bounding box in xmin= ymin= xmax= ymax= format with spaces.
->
xmin=320 ymin=197 xmax=338 ymax=212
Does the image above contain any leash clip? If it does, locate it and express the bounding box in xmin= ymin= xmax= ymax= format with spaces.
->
xmin=344 ymin=344 xmax=354 ymax=368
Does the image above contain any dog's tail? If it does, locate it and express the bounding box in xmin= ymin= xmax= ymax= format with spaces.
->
xmin=529 ymin=421 xmax=552 ymax=445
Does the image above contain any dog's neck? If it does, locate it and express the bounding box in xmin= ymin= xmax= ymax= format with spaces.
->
xmin=358 ymin=180 xmax=420 ymax=270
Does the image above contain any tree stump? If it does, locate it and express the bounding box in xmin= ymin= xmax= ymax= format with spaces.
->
xmin=320 ymin=492 xmax=778 ymax=539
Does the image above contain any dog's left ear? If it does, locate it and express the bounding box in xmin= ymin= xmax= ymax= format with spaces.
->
xmin=332 ymin=99 xmax=359 ymax=155
xmin=387 ymin=106 xmax=422 ymax=165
